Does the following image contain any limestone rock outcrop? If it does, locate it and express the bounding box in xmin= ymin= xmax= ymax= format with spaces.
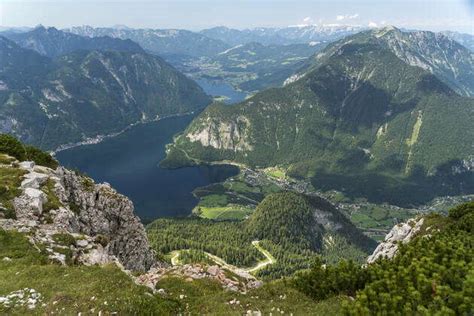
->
xmin=136 ymin=263 xmax=263 ymax=293
xmin=55 ymin=167 xmax=156 ymax=271
xmin=367 ymin=217 xmax=424 ymax=264
xmin=2 ymin=158 xmax=158 ymax=272
xmin=187 ymin=116 xmax=253 ymax=152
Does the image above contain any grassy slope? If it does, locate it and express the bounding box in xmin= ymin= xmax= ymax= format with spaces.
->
xmin=157 ymin=277 xmax=345 ymax=315
xmin=0 ymin=229 xmax=345 ymax=314
xmin=0 ymin=163 xmax=26 ymax=219
xmin=0 ymin=229 xmax=179 ymax=314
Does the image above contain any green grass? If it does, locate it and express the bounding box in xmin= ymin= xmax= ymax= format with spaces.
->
xmin=0 ymin=229 xmax=179 ymax=314
xmin=0 ymin=154 xmax=14 ymax=165
xmin=199 ymin=194 xmax=228 ymax=207
xmin=0 ymin=166 xmax=26 ymax=219
xmin=1 ymin=228 xmax=346 ymax=314
xmin=41 ymin=179 xmax=63 ymax=213
xmin=195 ymin=205 xmax=254 ymax=220
xmin=225 ymin=181 xmax=260 ymax=194
xmin=263 ymin=167 xmax=287 ymax=180
xmin=52 ymin=233 xmax=76 ymax=247
xmin=349 ymin=204 xmax=416 ymax=232
xmin=155 ymin=276 xmax=346 ymax=315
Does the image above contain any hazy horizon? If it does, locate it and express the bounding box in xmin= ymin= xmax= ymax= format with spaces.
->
xmin=1 ymin=0 xmax=473 ymax=34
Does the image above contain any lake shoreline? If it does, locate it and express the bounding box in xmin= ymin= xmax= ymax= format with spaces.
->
xmin=55 ymin=115 xmax=239 ymax=219
xmin=51 ymin=110 xmax=201 ymax=155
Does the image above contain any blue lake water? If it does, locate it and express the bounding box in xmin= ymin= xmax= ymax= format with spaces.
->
xmin=55 ymin=114 xmax=239 ymax=221
xmin=196 ymin=79 xmax=247 ymax=104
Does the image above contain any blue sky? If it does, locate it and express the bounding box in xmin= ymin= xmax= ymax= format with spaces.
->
xmin=1 ymin=0 xmax=473 ymax=33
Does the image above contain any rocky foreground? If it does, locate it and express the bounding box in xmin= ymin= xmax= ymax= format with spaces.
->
xmin=0 ymin=159 xmax=155 ymax=271
xmin=0 ymin=156 xmax=262 ymax=298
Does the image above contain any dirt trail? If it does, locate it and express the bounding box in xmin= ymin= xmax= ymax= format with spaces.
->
xmin=170 ymin=240 xmax=275 ymax=276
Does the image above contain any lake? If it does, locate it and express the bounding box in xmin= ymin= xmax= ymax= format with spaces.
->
xmin=55 ymin=114 xmax=239 ymax=221
xmin=196 ymin=79 xmax=247 ymax=104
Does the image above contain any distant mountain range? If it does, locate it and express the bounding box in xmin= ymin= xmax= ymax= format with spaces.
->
xmin=57 ymin=25 xmax=474 ymax=97
xmin=0 ymin=33 xmax=210 ymax=150
xmin=64 ymin=25 xmax=230 ymax=57
xmin=164 ymin=27 xmax=474 ymax=206
xmin=202 ymin=26 xmax=474 ymax=52
xmin=2 ymin=26 xmax=144 ymax=57
xmin=200 ymin=25 xmax=365 ymax=46
xmin=440 ymin=31 xmax=474 ymax=51
xmin=2 ymin=25 xmax=473 ymax=53
xmin=1 ymin=24 xmax=473 ymax=155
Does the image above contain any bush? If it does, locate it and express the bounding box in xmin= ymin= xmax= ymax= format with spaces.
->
xmin=94 ymin=234 xmax=110 ymax=247
xmin=293 ymin=202 xmax=474 ymax=315
xmin=0 ymin=134 xmax=58 ymax=169
xmin=449 ymin=201 xmax=474 ymax=220
xmin=293 ymin=257 xmax=368 ymax=300
xmin=52 ymin=233 xmax=76 ymax=247
xmin=25 ymin=145 xmax=58 ymax=169
xmin=0 ymin=134 xmax=26 ymax=161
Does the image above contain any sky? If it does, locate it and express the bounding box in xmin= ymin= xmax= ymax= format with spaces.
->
xmin=1 ymin=0 xmax=473 ymax=34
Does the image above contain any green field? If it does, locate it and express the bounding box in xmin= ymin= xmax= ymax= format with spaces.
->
xmin=262 ymin=167 xmax=287 ymax=180
xmin=195 ymin=205 xmax=254 ymax=220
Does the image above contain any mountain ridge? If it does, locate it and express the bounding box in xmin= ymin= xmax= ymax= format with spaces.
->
xmin=0 ymin=35 xmax=211 ymax=150
xmin=3 ymin=26 xmax=145 ymax=57
xmin=65 ymin=25 xmax=230 ymax=57
xmin=200 ymin=25 xmax=365 ymax=46
xmin=293 ymin=26 xmax=474 ymax=97
xmin=163 ymin=27 xmax=474 ymax=205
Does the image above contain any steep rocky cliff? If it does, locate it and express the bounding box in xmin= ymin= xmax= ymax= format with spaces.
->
xmin=0 ymin=156 xmax=157 ymax=271
xmin=367 ymin=217 xmax=424 ymax=264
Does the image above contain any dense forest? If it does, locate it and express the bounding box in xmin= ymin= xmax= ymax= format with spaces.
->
xmin=147 ymin=191 xmax=375 ymax=279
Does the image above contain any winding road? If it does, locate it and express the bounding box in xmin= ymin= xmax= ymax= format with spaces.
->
xmin=170 ymin=240 xmax=275 ymax=277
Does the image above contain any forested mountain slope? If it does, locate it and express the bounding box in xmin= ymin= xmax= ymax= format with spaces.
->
xmin=164 ymin=27 xmax=474 ymax=205
xmin=2 ymin=26 xmax=144 ymax=57
xmin=0 ymin=36 xmax=211 ymax=150
xmin=148 ymin=191 xmax=376 ymax=279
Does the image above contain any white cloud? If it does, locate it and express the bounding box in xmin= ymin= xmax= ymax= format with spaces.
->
xmin=292 ymin=16 xmax=315 ymax=27
xmin=336 ymin=14 xmax=359 ymax=21
xmin=368 ymin=21 xmax=378 ymax=28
